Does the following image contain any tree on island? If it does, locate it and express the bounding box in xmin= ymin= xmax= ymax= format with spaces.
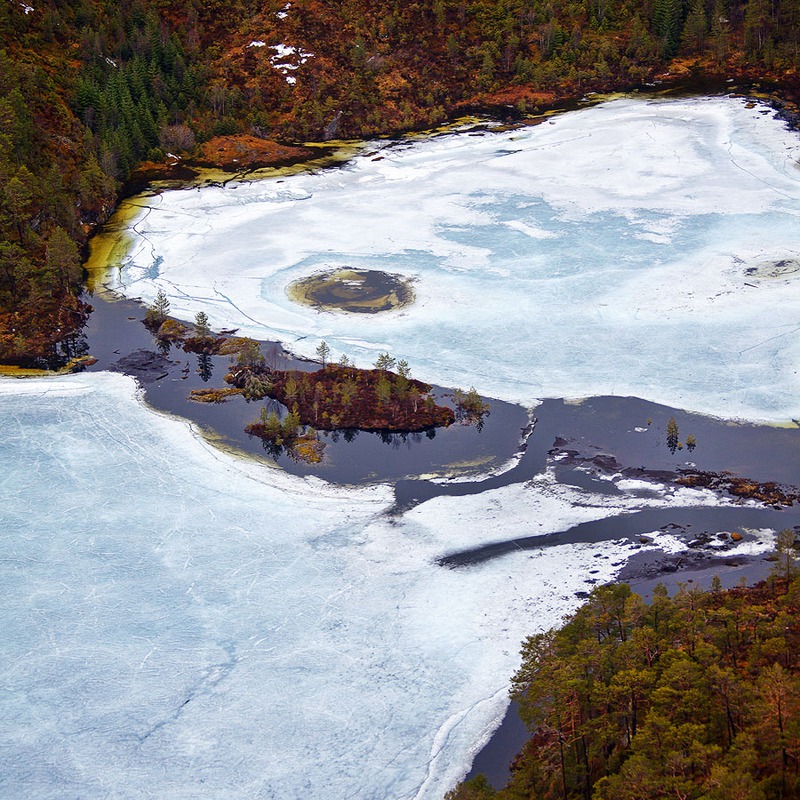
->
xmin=235 ymin=338 xmax=266 ymax=369
xmin=144 ymin=288 xmax=170 ymax=330
xmin=249 ymin=405 xmax=323 ymax=462
xmin=453 ymin=387 xmax=490 ymax=426
xmin=666 ymin=415 xmax=679 ymax=453
xmin=194 ymin=311 xmax=211 ymax=338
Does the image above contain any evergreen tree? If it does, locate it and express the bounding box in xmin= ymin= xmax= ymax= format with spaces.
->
xmin=194 ymin=310 xmax=211 ymax=338
xmin=666 ymin=416 xmax=679 ymax=453
xmin=682 ymin=0 xmax=709 ymax=53
xmin=710 ymin=0 xmax=731 ymax=62
xmin=144 ymin=287 xmax=170 ymax=328
xmin=316 ymin=340 xmax=331 ymax=367
xmin=773 ymin=528 xmax=798 ymax=582
xmin=235 ymin=338 xmax=265 ymax=369
xmin=374 ymin=352 xmax=396 ymax=372
xmin=375 ymin=375 xmax=392 ymax=406
xmin=652 ymin=0 xmax=684 ymax=55
xmin=44 ymin=226 xmax=82 ymax=292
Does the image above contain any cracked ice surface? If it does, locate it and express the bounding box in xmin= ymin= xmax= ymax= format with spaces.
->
xmin=110 ymin=95 xmax=800 ymax=422
xmin=0 ymin=372 xmax=755 ymax=799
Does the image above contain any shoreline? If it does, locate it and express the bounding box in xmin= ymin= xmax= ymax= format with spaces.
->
xmin=80 ymin=87 xmax=800 ymax=430
xmin=465 ymin=548 xmax=779 ymax=790
xmin=81 ymin=290 xmax=531 ymax=484
xmin=78 ymin=289 xmax=800 ymax=492
xmin=76 ymin=291 xmax=800 ymax=796
xmin=117 ymin=72 xmax=800 ymax=193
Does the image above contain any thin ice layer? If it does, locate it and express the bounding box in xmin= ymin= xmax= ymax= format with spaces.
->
xmin=0 ymin=373 xmax=759 ymax=799
xmin=108 ymin=95 xmax=800 ymax=421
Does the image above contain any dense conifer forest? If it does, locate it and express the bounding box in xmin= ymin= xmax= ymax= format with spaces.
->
xmin=2 ymin=0 xmax=800 ymax=363
xmin=448 ymin=538 xmax=800 ymax=799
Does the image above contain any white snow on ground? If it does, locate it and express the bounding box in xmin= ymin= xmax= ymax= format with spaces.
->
xmin=0 ymin=372 xmax=756 ymax=799
xmin=264 ymin=44 xmax=312 ymax=83
xmin=269 ymin=43 xmax=312 ymax=68
xmin=106 ymin=95 xmax=800 ymax=422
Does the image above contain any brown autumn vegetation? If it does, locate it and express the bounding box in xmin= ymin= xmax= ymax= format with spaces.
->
xmin=227 ymin=362 xmax=457 ymax=432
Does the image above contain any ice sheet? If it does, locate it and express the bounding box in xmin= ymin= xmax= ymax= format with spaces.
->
xmin=106 ymin=95 xmax=800 ymax=421
xmin=1 ymin=373 xmax=755 ymax=799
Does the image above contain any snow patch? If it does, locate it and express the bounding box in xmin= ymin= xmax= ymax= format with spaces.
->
xmin=269 ymin=43 xmax=314 ymax=77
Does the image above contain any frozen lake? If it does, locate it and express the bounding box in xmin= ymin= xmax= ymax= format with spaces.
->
xmin=105 ymin=94 xmax=800 ymax=423
xmin=4 ymin=94 xmax=800 ymax=798
xmin=1 ymin=373 xmax=765 ymax=799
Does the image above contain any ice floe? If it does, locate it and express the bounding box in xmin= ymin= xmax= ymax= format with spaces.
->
xmin=104 ymin=95 xmax=800 ymax=423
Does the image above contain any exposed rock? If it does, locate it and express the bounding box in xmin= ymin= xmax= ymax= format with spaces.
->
xmin=110 ymin=349 xmax=172 ymax=383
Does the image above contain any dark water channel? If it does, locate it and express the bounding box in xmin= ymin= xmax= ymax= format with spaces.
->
xmin=82 ymin=289 xmax=800 ymax=576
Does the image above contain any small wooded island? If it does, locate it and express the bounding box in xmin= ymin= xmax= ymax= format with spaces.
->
xmin=144 ymin=295 xmax=489 ymax=463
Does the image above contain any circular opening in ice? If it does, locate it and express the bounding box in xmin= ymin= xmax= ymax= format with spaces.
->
xmin=286 ymin=268 xmax=415 ymax=313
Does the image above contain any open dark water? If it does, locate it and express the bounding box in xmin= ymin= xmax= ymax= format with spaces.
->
xmin=82 ymin=291 xmax=530 ymax=483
